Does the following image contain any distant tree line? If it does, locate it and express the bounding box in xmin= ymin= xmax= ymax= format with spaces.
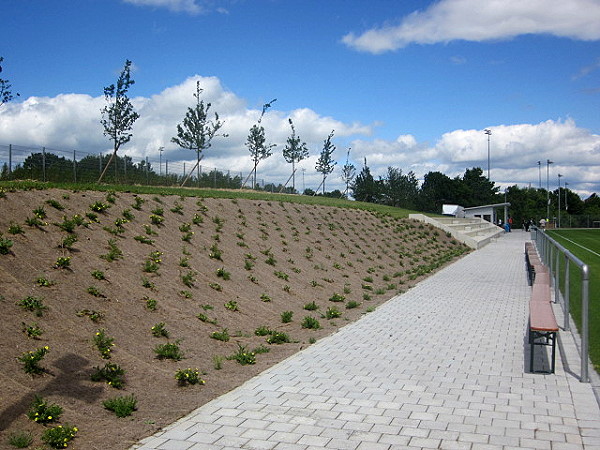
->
xmin=351 ymin=160 xmax=600 ymax=227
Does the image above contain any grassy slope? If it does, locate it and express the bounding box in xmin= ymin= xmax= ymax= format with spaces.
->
xmin=546 ymin=229 xmax=600 ymax=371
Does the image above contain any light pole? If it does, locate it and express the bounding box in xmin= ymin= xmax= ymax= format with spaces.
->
xmin=565 ymin=182 xmax=569 ymax=211
xmin=484 ymin=129 xmax=492 ymax=179
xmin=537 ymin=161 xmax=541 ymax=189
xmin=546 ymin=159 xmax=553 ymax=222
xmin=158 ymin=147 xmax=164 ymax=177
xmin=558 ymin=173 xmax=562 ymax=228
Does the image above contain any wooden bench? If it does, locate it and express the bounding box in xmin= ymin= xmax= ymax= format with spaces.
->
xmin=528 ymin=262 xmax=559 ymax=374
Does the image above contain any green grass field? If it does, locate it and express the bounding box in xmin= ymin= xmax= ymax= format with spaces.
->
xmin=546 ymin=229 xmax=600 ymax=373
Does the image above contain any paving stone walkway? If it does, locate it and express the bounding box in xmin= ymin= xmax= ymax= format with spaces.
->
xmin=132 ymin=230 xmax=600 ymax=449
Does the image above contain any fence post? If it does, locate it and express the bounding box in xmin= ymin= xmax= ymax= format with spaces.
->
xmin=581 ymin=265 xmax=590 ymax=383
xmin=42 ymin=147 xmax=46 ymax=182
xmin=8 ymin=144 xmax=12 ymax=174
xmin=554 ymin=249 xmax=560 ymax=304
xmin=564 ymin=256 xmax=570 ymax=331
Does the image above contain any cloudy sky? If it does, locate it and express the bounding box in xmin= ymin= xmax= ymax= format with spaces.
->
xmin=1 ymin=0 xmax=599 ymax=196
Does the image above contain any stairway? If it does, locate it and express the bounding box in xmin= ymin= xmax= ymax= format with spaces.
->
xmin=409 ymin=214 xmax=505 ymax=249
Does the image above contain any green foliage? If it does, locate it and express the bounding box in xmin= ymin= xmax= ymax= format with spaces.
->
xmin=0 ymin=233 xmax=14 ymax=254
xmin=151 ymin=322 xmax=169 ymax=338
xmin=27 ymin=395 xmax=63 ymax=424
xmin=274 ymin=270 xmax=289 ymax=280
xmin=154 ymin=341 xmax=184 ymax=360
xmin=346 ymin=300 xmax=361 ymax=309
xmin=175 ymin=368 xmax=205 ymax=386
xmin=18 ymin=346 xmax=49 ymax=375
xmin=87 ymin=285 xmax=105 ymax=298
xmin=303 ymin=301 xmax=319 ymax=311
xmin=197 ymin=313 xmax=217 ymax=325
xmin=260 ymin=293 xmax=271 ymax=302
xmin=90 ymin=201 xmax=110 ymax=212
xmin=22 ymin=322 xmax=43 ymax=339
xmin=181 ymin=270 xmax=196 ymax=287
xmin=134 ymin=235 xmax=154 ymax=245
xmin=76 ymin=309 xmax=104 ymax=322
xmin=216 ymin=267 xmax=231 ymax=280
xmin=281 ymin=310 xmax=294 ymax=323
xmin=18 ymin=296 xmax=47 ymax=316
xmin=211 ymin=329 xmax=230 ymax=341
xmin=36 ymin=276 xmax=55 ymax=287
xmin=208 ymin=282 xmax=222 ymax=291
xmin=8 ymin=222 xmax=23 ymax=234
xmin=91 ymin=269 xmax=106 ymax=280
xmin=132 ymin=196 xmax=145 ymax=210
xmin=54 ymin=256 xmax=71 ymax=269
xmin=100 ymin=239 xmax=123 ymax=262
xmin=46 ymin=199 xmax=64 ymax=210
xmin=301 ymin=316 xmax=321 ymax=329
xmin=324 ymin=306 xmax=342 ymax=319
xmin=209 ymin=243 xmax=222 ymax=260
xmin=94 ymin=329 xmax=114 ymax=359
xmin=60 ymin=233 xmax=78 ymax=249
xmin=149 ymin=214 xmax=164 ymax=226
xmin=41 ymin=424 xmax=78 ymax=448
xmin=144 ymin=296 xmax=158 ymax=310
xmin=329 ymin=293 xmax=346 ymax=303
xmin=141 ymin=278 xmax=156 ymax=290
xmin=224 ymin=300 xmax=239 ymax=311
xmin=228 ymin=344 xmax=256 ymax=365
xmin=90 ymin=362 xmax=125 ymax=388
xmin=103 ymin=394 xmax=138 ymax=418
xmin=7 ymin=431 xmax=33 ymax=448
xmin=266 ymin=331 xmax=290 ymax=344
xmin=254 ymin=325 xmax=272 ymax=336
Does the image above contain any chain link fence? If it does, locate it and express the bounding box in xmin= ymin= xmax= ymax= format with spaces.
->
xmin=0 ymin=144 xmax=278 ymax=190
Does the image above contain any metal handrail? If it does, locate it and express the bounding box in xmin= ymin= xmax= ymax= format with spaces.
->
xmin=531 ymin=226 xmax=591 ymax=383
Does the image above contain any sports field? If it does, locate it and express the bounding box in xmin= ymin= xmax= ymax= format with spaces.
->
xmin=547 ymin=229 xmax=600 ymax=373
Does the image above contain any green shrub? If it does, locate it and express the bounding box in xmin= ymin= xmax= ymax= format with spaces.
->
xmin=27 ymin=395 xmax=63 ymax=424
xmin=216 ymin=267 xmax=231 ymax=280
xmin=324 ymin=306 xmax=342 ymax=319
xmin=281 ymin=311 xmax=294 ymax=323
xmin=303 ymin=301 xmax=318 ymax=311
xmin=90 ymin=201 xmax=110 ymax=212
xmin=7 ymin=431 xmax=33 ymax=448
xmin=90 ymin=362 xmax=125 ymax=388
xmin=91 ymin=270 xmax=106 ymax=280
xmin=18 ymin=346 xmax=49 ymax=375
xmin=254 ymin=325 xmax=272 ymax=336
xmin=8 ymin=222 xmax=24 ymax=235
xmin=197 ymin=313 xmax=217 ymax=325
xmin=103 ymin=394 xmax=137 ymax=418
xmin=93 ymin=329 xmax=114 ymax=359
xmin=224 ymin=300 xmax=238 ymax=311
xmin=154 ymin=341 xmax=184 ymax=360
xmin=346 ymin=300 xmax=361 ymax=309
xmin=266 ymin=331 xmax=290 ymax=344
xmin=329 ymin=293 xmax=345 ymax=303
xmin=18 ymin=296 xmax=47 ymax=316
xmin=151 ymin=322 xmax=169 ymax=338
xmin=22 ymin=322 xmax=43 ymax=339
xmin=181 ymin=271 xmax=196 ymax=287
xmin=211 ymin=329 xmax=230 ymax=341
xmin=46 ymin=199 xmax=65 ymax=210
xmin=54 ymin=256 xmax=71 ymax=269
xmin=175 ymin=368 xmax=205 ymax=386
xmin=228 ymin=344 xmax=256 ymax=365
xmin=260 ymin=293 xmax=271 ymax=302
xmin=301 ymin=316 xmax=320 ymax=329
xmin=41 ymin=424 xmax=78 ymax=448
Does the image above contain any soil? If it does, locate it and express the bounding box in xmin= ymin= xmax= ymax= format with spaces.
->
xmin=0 ymin=187 xmax=468 ymax=449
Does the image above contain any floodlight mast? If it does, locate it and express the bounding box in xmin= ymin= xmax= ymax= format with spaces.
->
xmin=484 ymin=129 xmax=492 ymax=179
xmin=546 ymin=159 xmax=554 ymax=222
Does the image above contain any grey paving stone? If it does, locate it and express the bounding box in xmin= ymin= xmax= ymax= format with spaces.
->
xmin=131 ymin=232 xmax=600 ymax=450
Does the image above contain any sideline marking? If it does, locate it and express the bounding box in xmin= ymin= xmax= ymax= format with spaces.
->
xmin=558 ymin=235 xmax=600 ymax=258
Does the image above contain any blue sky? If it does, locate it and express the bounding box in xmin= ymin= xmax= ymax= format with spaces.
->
xmin=1 ymin=0 xmax=599 ymax=197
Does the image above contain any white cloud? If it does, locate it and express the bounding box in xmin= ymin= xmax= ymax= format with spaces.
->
xmin=343 ymin=0 xmax=600 ymax=54
xmin=123 ymin=0 xmax=205 ymax=14
xmin=122 ymin=0 xmax=232 ymax=15
xmin=1 ymin=77 xmax=598 ymax=196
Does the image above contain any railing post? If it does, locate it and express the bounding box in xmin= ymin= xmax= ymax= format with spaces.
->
xmin=581 ymin=265 xmax=590 ymax=383
xmin=554 ymin=247 xmax=560 ymax=304
xmin=564 ymin=256 xmax=570 ymax=331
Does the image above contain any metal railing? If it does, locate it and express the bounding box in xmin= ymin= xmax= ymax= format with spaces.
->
xmin=531 ymin=227 xmax=591 ymax=382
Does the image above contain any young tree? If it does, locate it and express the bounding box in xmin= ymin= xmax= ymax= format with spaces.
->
xmin=282 ymin=118 xmax=309 ymax=193
xmin=0 ymin=57 xmax=19 ymax=107
xmin=173 ymin=81 xmax=227 ymax=187
xmin=340 ymin=148 xmax=356 ymax=199
xmin=315 ymin=130 xmax=336 ymax=194
xmin=245 ymin=99 xmax=276 ymax=189
xmin=99 ymin=59 xmax=139 ymax=183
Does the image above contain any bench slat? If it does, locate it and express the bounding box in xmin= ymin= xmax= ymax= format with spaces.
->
xmin=530 ymin=301 xmax=558 ymax=331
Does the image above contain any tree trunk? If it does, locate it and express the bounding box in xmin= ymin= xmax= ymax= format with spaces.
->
xmin=97 ymin=149 xmax=118 ymax=184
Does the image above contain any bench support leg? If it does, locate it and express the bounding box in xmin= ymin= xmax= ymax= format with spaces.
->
xmin=530 ymin=330 xmax=557 ymax=374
